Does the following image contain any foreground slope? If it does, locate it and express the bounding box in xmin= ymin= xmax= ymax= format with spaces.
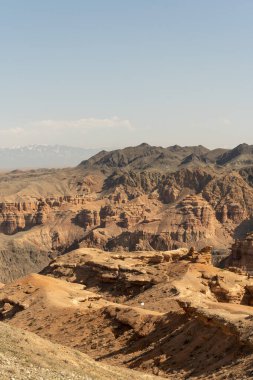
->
xmin=0 ymin=322 xmax=162 ymax=380
xmin=2 ymin=247 xmax=253 ymax=378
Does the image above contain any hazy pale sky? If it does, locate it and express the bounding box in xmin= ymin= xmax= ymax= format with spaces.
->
xmin=0 ymin=0 xmax=253 ymax=149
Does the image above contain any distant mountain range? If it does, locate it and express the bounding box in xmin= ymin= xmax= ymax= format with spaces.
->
xmin=1 ymin=142 xmax=253 ymax=171
xmin=80 ymin=142 xmax=253 ymax=172
xmin=0 ymin=145 xmax=99 ymax=170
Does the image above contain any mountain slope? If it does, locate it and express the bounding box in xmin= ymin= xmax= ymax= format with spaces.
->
xmin=217 ymin=143 xmax=253 ymax=166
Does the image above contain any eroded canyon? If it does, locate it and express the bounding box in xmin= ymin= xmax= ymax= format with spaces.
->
xmin=1 ymin=143 xmax=253 ymax=282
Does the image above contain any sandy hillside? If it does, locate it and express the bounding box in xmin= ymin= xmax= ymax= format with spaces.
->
xmin=0 ymin=322 xmax=164 ymax=380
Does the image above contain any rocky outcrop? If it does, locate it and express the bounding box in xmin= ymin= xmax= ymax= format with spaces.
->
xmin=183 ymin=246 xmax=212 ymax=264
xmin=202 ymin=173 xmax=253 ymax=224
xmin=74 ymin=209 xmax=99 ymax=230
xmin=158 ymin=169 xmax=213 ymax=203
xmin=41 ymin=247 xmax=189 ymax=300
xmin=104 ymin=170 xmax=162 ymax=195
xmin=0 ymin=201 xmax=39 ymax=234
xmin=0 ymin=194 xmax=93 ymax=235
xmin=222 ymin=233 xmax=253 ymax=274
xmin=105 ymin=231 xmax=172 ymax=251
xmin=99 ymin=205 xmax=116 ymax=227
xmin=80 ymin=194 xmax=228 ymax=251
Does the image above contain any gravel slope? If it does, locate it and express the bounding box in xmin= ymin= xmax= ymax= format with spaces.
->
xmin=0 ymin=322 xmax=165 ymax=380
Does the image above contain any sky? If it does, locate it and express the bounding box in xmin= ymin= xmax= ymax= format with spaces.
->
xmin=0 ymin=0 xmax=253 ymax=149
